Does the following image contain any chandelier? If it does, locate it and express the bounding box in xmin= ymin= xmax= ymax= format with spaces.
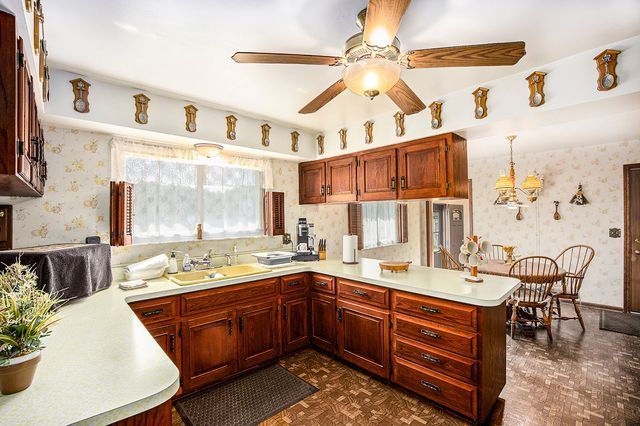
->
xmin=494 ymin=135 xmax=543 ymax=209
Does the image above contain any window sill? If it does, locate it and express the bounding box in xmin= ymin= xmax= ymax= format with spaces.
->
xmin=361 ymin=242 xmax=406 ymax=251
xmin=119 ymin=234 xmax=276 ymax=248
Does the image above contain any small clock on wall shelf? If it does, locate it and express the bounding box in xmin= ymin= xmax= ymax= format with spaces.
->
xmin=526 ymin=71 xmax=547 ymax=107
xmin=184 ymin=104 xmax=198 ymax=132
xmin=364 ymin=121 xmax=373 ymax=144
xmin=594 ymin=49 xmax=621 ymax=91
xmin=394 ymin=111 xmax=405 ymax=137
xmin=339 ymin=128 xmax=347 ymax=150
xmin=226 ymin=115 xmax=238 ymax=140
xmin=70 ymin=78 xmax=90 ymax=113
xmin=290 ymin=131 xmax=300 ymax=152
xmin=429 ymin=101 xmax=442 ymax=129
xmin=261 ymin=124 xmax=271 ymax=147
xmin=472 ymin=87 xmax=489 ymax=119
xmin=317 ymin=134 xmax=325 ymax=155
xmin=133 ymin=93 xmax=150 ymax=124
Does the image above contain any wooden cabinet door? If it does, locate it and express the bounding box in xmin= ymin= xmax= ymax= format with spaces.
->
xmin=358 ymin=148 xmax=397 ymax=201
xmin=397 ymin=138 xmax=447 ymax=199
xmin=326 ymin=156 xmax=357 ymax=203
xmin=299 ymin=161 xmax=326 ymax=204
xmin=282 ymin=293 xmax=310 ymax=354
xmin=337 ymin=299 xmax=390 ymax=379
xmin=238 ymin=299 xmax=279 ymax=370
xmin=182 ymin=309 xmax=236 ymax=391
xmin=311 ymin=292 xmax=336 ymax=354
xmin=148 ymin=321 xmax=181 ymax=369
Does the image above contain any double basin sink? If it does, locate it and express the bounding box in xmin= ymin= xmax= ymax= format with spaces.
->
xmin=164 ymin=264 xmax=272 ymax=286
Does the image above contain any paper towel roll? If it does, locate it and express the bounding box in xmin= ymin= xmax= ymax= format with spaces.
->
xmin=342 ymin=235 xmax=358 ymax=264
xmin=124 ymin=254 xmax=169 ymax=280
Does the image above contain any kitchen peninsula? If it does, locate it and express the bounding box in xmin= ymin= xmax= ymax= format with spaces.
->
xmin=0 ymin=259 xmax=519 ymax=425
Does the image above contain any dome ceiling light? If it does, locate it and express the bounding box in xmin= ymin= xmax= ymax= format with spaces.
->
xmin=232 ymin=0 xmax=526 ymax=115
xmin=194 ymin=143 xmax=224 ymax=158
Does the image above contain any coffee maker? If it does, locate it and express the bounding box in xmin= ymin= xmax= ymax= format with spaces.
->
xmin=293 ymin=218 xmax=319 ymax=261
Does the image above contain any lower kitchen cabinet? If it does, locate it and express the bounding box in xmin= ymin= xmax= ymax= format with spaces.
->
xmin=336 ymin=299 xmax=390 ymax=379
xmin=282 ymin=293 xmax=310 ymax=354
xmin=237 ymin=299 xmax=279 ymax=371
xmin=310 ymin=292 xmax=336 ymax=354
xmin=182 ymin=309 xmax=237 ymax=391
xmin=147 ymin=321 xmax=181 ymax=369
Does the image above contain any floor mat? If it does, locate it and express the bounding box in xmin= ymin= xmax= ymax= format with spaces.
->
xmin=599 ymin=310 xmax=640 ymax=336
xmin=174 ymin=364 xmax=318 ymax=426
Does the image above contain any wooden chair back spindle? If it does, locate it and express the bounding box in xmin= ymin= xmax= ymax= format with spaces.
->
xmin=490 ymin=244 xmax=505 ymax=261
xmin=440 ymin=246 xmax=463 ymax=271
xmin=554 ymin=245 xmax=595 ymax=295
xmin=509 ymin=256 xmax=559 ymax=304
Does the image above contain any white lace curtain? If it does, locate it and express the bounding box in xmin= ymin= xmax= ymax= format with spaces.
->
xmin=111 ymin=137 xmax=272 ymax=242
xmin=362 ymin=201 xmax=399 ymax=249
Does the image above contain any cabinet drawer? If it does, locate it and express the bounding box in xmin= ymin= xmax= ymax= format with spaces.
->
xmin=337 ymin=279 xmax=389 ymax=308
xmin=130 ymin=297 xmax=178 ymax=325
xmin=392 ymin=291 xmax=477 ymax=331
xmin=181 ymin=278 xmax=279 ymax=316
xmin=393 ymin=356 xmax=476 ymax=420
xmin=280 ymin=273 xmax=308 ymax=294
xmin=393 ymin=335 xmax=476 ymax=384
xmin=311 ymin=273 xmax=335 ymax=295
xmin=394 ymin=313 xmax=477 ymax=358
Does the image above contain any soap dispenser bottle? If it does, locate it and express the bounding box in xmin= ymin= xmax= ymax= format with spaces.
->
xmin=182 ymin=253 xmax=192 ymax=272
xmin=168 ymin=251 xmax=178 ymax=274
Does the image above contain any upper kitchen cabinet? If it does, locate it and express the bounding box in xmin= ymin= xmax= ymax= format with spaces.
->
xmin=299 ymin=161 xmax=326 ymax=204
xmin=0 ymin=12 xmax=47 ymax=197
xmin=397 ymin=133 xmax=468 ymax=200
xmin=325 ymin=156 xmax=357 ymax=203
xmin=357 ymin=148 xmax=397 ymax=201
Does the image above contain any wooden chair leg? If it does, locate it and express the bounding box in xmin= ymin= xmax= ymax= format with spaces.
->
xmin=556 ymin=297 xmax=561 ymax=318
xmin=542 ymin=307 xmax=553 ymax=342
xmin=510 ymin=301 xmax=518 ymax=338
xmin=572 ymin=299 xmax=585 ymax=331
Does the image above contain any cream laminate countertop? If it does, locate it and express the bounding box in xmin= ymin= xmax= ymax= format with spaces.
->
xmin=0 ymin=258 xmax=519 ymax=425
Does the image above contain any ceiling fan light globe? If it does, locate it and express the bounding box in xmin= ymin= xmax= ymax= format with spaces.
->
xmin=343 ymin=58 xmax=401 ymax=98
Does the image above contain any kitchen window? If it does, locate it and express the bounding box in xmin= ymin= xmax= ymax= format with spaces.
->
xmin=122 ymin=155 xmax=264 ymax=244
xmin=348 ymin=201 xmax=408 ymax=250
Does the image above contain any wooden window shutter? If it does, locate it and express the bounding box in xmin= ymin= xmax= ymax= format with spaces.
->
xmin=347 ymin=203 xmax=363 ymax=250
xmin=397 ymin=203 xmax=408 ymax=243
xmin=264 ymin=191 xmax=285 ymax=236
xmin=110 ymin=181 xmax=134 ymax=246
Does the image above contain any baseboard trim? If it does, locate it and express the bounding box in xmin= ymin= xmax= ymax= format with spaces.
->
xmin=574 ymin=300 xmax=623 ymax=312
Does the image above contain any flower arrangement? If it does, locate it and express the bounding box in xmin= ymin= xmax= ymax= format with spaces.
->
xmin=0 ymin=261 xmax=61 ymax=394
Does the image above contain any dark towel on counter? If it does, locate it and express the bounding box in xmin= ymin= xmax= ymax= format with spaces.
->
xmin=0 ymin=243 xmax=112 ymax=301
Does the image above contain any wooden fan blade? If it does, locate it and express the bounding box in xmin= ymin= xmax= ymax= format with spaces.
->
xmin=232 ymin=52 xmax=342 ymax=66
xmin=363 ymin=0 xmax=411 ymax=48
xmin=407 ymin=41 xmax=526 ymax=68
xmin=299 ymin=80 xmax=347 ymax=114
xmin=386 ymin=79 xmax=425 ymax=115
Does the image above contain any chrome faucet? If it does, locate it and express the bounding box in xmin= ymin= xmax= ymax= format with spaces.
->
xmin=225 ymin=253 xmax=232 ymax=266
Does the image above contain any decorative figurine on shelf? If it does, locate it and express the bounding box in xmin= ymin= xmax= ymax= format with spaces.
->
xmin=290 ymin=131 xmax=300 ymax=152
xmin=339 ymin=128 xmax=347 ymax=150
xmin=553 ymin=201 xmax=561 ymax=220
xmin=317 ymin=134 xmax=325 ymax=155
xmin=570 ymin=183 xmax=589 ymax=205
xmin=261 ymin=124 xmax=271 ymax=147
xmin=458 ymin=235 xmax=491 ymax=283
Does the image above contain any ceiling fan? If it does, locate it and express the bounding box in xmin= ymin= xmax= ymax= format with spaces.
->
xmin=232 ymin=0 xmax=526 ymax=115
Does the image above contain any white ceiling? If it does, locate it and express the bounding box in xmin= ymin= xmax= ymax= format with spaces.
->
xmin=45 ymin=0 xmax=640 ymax=131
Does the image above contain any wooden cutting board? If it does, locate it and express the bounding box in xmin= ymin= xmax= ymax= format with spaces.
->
xmin=379 ymin=261 xmax=411 ymax=272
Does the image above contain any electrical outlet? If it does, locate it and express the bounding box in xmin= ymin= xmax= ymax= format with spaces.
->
xmin=282 ymin=233 xmax=291 ymax=245
xmin=609 ymin=228 xmax=621 ymax=238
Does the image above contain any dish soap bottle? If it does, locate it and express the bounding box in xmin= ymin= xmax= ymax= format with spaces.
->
xmin=182 ymin=253 xmax=192 ymax=272
xmin=168 ymin=251 xmax=178 ymax=274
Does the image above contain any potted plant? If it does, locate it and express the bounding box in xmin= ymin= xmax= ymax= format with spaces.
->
xmin=0 ymin=261 xmax=60 ymax=394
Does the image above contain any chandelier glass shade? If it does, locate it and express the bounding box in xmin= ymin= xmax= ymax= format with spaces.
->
xmin=342 ymin=58 xmax=401 ymax=99
xmin=494 ymin=135 xmax=543 ymax=208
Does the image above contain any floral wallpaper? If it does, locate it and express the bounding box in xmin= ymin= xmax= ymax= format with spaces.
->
xmin=2 ymin=126 xmax=422 ymax=268
xmin=469 ymin=139 xmax=640 ymax=308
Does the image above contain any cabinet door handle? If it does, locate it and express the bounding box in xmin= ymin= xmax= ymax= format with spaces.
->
xmin=320 ymin=185 xmax=325 ymax=196
xmin=239 ymin=316 xmax=244 ymax=332
xmin=287 ymin=281 xmax=300 ymax=287
xmin=315 ymin=281 xmax=328 ymax=287
xmin=420 ymin=380 xmax=441 ymax=392
xmin=391 ymin=177 xmax=396 ymax=191
xmin=327 ymin=184 xmax=332 ymax=195
xmin=169 ymin=334 xmax=175 ymax=353
xmin=420 ymin=329 xmax=440 ymax=339
xmin=400 ymin=176 xmax=406 ymax=189
xmin=228 ymin=318 xmax=233 ymax=335
xmin=421 ymin=353 xmax=441 ymax=364
xmin=420 ymin=306 xmax=440 ymax=314
xmin=141 ymin=308 xmax=163 ymax=317
xmin=337 ymin=307 xmax=342 ymax=322
xmin=352 ymin=289 xmax=368 ymax=297
xmin=283 ymin=305 xmax=288 ymax=320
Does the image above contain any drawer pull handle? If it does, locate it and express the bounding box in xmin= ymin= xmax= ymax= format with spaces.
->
xmin=142 ymin=308 xmax=163 ymax=317
xmin=228 ymin=319 xmax=233 ymax=335
xmin=169 ymin=334 xmax=176 ymax=353
xmin=352 ymin=289 xmax=368 ymax=297
xmin=287 ymin=281 xmax=300 ymax=287
xmin=315 ymin=281 xmax=328 ymax=287
xmin=420 ymin=380 xmax=441 ymax=392
xmin=420 ymin=306 xmax=440 ymax=314
xmin=421 ymin=353 xmax=441 ymax=364
xmin=420 ymin=329 xmax=440 ymax=339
